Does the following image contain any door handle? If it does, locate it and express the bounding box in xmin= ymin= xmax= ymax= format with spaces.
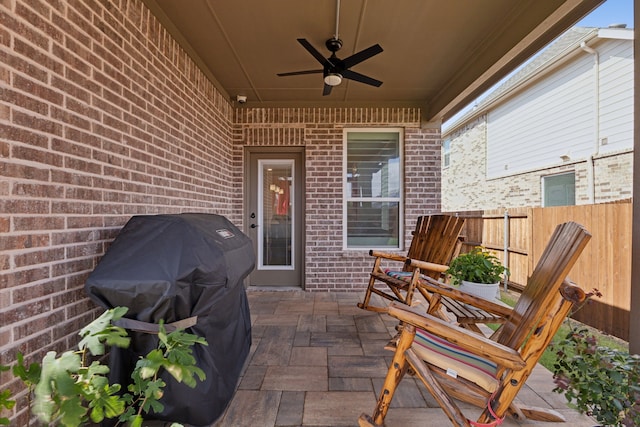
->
xmin=250 ymin=224 xmax=257 ymax=228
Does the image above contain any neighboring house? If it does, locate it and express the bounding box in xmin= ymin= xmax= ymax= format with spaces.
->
xmin=442 ymin=26 xmax=634 ymax=212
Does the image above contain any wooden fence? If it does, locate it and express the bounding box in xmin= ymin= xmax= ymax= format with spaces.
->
xmin=449 ymin=200 xmax=632 ymax=341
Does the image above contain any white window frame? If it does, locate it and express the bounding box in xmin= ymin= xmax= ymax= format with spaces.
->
xmin=342 ymin=128 xmax=404 ymax=250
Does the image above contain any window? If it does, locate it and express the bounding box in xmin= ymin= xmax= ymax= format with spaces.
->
xmin=542 ymin=172 xmax=575 ymax=206
xmin=442 ymin=138 xmax=451 ymax=167
xmin=344 ymin=129 xmax=402 ymax=249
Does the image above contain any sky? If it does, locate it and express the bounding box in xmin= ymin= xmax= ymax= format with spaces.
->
xmin=577 ymin=0 xmax=633 ymax=27
xmin=442 ymin=0 xmax=634 ymax=130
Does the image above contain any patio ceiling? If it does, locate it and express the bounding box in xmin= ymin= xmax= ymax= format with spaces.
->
xmin=143 ymin=0 xmax=604 ymax=123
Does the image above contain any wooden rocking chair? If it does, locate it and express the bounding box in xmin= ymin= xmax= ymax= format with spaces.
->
xmin=357 ymin=214 xmax=465 ymax=315
xmin=359 ymin=221 xmax=591 ymax=427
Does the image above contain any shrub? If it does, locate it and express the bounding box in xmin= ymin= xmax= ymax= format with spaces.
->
xmin=552 ymin=327 xmax=640 ymax=426
xmin=0 ymin=307 xmax=207 ymax=427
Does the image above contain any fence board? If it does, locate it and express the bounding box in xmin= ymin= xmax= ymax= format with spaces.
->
xmin=450 ymin=201 xmax=631 ymax=340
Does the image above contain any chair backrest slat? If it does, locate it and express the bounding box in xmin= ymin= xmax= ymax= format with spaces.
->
xmin=404 ymin=215 xmax=465 ymax=278
xmin=496 ymin=221 xmax=591 ymax=349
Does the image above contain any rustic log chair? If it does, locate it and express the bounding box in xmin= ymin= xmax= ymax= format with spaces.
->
xmin=357 ymin=214 xmax=465 ymax=317
xmin=359 ymin=221 xmax=591 ymax=427
xmin=357 ymin=215 xmax=506 ymax=332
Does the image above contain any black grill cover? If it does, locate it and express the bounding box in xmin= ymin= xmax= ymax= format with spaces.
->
xmin=85 ymin=213 xmax=254 ymax=426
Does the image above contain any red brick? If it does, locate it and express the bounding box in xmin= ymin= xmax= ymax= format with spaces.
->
xmin=14 ymin=74 xmax=63 ymax=105
xmin=0 ymin=160 xmax=50 ymax=181
xmin=12 ymin=145 xmax=63 ymax=167
xmin=13 ymin=110 xmax=63 ymax=136
xmin=2 ymin=86 xmax=50 ymax=116
xmin=13 ymin=248 xmax=65 ymax=267
xmin=0 ymin=123 xmax=48 ymax=147
xmin=12 ymin=182 xmax=64 ymax=198
xmin=3 ymin=288 xmax=52 ymax=323
xmin=50 ymin=169 xmax=93 ymax=186
xmin=13 ymin=309 xmax=65 ymax=341
xmin=63 ymin=156 xmax=101 ymax=174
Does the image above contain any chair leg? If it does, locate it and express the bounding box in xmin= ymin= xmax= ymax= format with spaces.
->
xmin=513 ymin=404 xmax=565 ymax=422
xmin=358 ymin=274 xmax=379 ymax=310
xmin=358 ymin=324 xmax=416 ymax=426
xmin=405 ymin=349 xmax=470 ymax=426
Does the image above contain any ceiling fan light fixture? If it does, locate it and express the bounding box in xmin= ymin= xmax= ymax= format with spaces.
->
xmin=324 ymin=73 xmax=342 ymax=86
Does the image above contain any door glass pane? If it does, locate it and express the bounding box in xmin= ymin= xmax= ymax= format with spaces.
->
xmin=259 ymin=160 xmax=294 ymax=269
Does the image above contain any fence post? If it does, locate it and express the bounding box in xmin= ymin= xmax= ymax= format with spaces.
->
xmin=503 ymin=210 xmax=509 ymax=292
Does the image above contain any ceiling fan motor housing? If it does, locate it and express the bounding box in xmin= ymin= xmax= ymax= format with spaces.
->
xmin=325 ymin=37 xmax=343 ymax=53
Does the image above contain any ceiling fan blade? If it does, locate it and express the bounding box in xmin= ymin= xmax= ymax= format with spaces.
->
xmin=342 ymin=44 xmax=383 ymax=68
xmin=342 ymin=69 xmax=382 ymax=87
xmin=277 ymin=69 xmax=323 ymax=77
xmin=322 ymin=83 xmax=333 ymax=96
xmin=297 ymin=38 xmax=331 ymax=67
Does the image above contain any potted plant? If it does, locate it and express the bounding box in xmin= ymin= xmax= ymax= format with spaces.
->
xmin=445 ymin=246 xmax=509 ymax=301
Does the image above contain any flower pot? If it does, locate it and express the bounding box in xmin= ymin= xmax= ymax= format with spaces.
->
xmin=459 ymin=280 xmax=500 ymax=302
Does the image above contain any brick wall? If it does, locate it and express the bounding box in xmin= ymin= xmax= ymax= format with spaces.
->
xmin=1 ymin=1 xmax=443 ymax=423
xmin=442 ymin=116 xmax=633 ymax=211
xmin=1 ymin=1 xmax=236 ymax=423
xmin=235 ymin=108 xmax=442 ymax=291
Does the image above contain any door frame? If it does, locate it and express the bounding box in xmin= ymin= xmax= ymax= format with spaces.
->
xmin=244 ymin=146 xmax=306 ymax=288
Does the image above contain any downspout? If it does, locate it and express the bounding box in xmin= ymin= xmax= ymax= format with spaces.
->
xmin=580 ymin=41 xmax=600 ymax=204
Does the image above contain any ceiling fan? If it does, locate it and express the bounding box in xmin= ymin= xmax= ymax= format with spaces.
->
xmin=277 ymin=0 xmax=383 ymax=96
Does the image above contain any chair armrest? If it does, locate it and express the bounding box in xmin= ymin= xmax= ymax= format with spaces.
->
xmin=369 ymin=250 xmax=449 ymax=273
xmin=369 ymin=250 xmax=410 ymax=263
xmin=386 ymin=302 xmax=525 ymax=370
xmin=406 ymin=258 xmax=513 ymax=318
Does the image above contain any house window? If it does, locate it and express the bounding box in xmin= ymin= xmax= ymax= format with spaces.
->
xmin=542 ymin=172 xmax=575 ymax=206
xmin=344 ymin=129 xmax=403 ymax=249
xmin=442 ymin=138 xmax=451 ymax=167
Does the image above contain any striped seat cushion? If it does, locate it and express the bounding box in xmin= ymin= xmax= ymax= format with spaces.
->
xmin=384 ymin=269 xmax=426 ymax=282
xmin=412 ymin=328 xmax=499 ymax=392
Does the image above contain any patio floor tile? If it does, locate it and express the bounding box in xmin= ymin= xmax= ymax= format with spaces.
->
xmin=209 ymin=290 xmax=598 ymax=427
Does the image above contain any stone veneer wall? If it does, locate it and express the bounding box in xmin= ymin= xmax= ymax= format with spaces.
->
xmin=234 ymin=108 xmax=442 ymax=291
xmin=442 ymin=116 xmax=633 ymax=212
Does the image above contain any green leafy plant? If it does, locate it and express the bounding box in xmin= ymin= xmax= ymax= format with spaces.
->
xmin=1 ymin=366 xmax=16 ymax=426
xmin=0 ymin=307 xmax=207 ymax=427
xmin=446 ymin=246 xmax=509 ymax=286
xmin=552 ymin=326 xmax=640 ymax=426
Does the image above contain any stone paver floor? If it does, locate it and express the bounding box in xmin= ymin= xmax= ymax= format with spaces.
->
xmin=208 ymin=290 xmax=596 ymax=427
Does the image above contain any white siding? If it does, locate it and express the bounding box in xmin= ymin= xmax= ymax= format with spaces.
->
xmin=598 ymin=39 xmax=634 ymax=153
xmin=486 ymin=38 xmax=633 ymax=179
xmin=486 ymin=55 xmax=595 ymax=178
